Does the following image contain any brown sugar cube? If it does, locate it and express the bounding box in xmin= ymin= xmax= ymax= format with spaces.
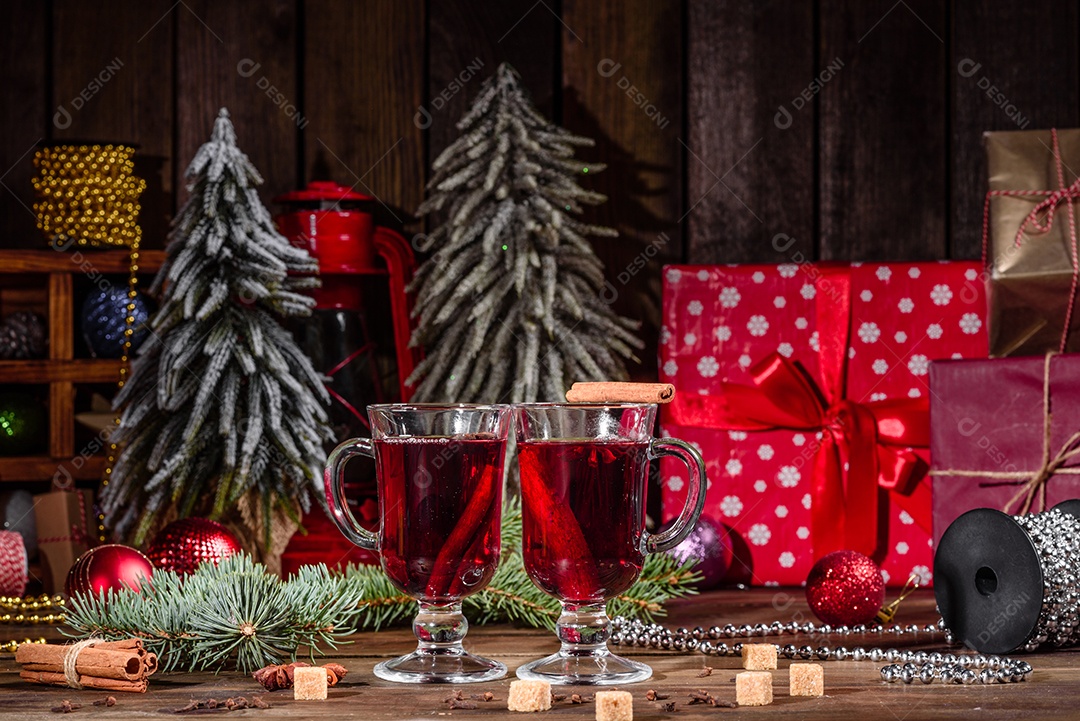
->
xmin=293 ymin=665 xmax=328 ymax=701
xmin=594 ymin=690 xmax=633 ymax=721
xmin=507 ymin=679 xmax=552 ymax=712
xmin=789 ymin=662 xmax=824 ymax=697
xmin=741 ymin=643 xmax=778 ymax=670
xmin=736 ymin=671 xmax=773 ymax=707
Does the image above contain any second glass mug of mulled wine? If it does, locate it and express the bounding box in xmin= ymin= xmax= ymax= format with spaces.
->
xmin=513 ymin=402 xmax=706 ymax=685
xmin=324 ymin=404 xmax=511 ymax=683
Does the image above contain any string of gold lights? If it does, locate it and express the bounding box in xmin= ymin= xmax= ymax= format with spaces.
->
xmin=0 ymin=594 xmax=66 ymax=626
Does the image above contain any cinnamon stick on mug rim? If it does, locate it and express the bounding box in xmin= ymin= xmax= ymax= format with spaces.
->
xmin=565 ymin=382 xmax=675 ymax=404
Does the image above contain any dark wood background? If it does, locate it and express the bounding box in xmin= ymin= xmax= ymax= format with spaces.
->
xmin=1 ymin=0 xmax=1075 ymax=379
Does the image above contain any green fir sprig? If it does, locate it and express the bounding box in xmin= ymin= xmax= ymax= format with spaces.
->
xmin=66 ymin=503 xmax=699 ymax=673
xmin=65 ymin=555 xmax=364 ymax=674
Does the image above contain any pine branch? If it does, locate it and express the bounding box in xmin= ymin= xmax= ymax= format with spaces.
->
xmin=66 ymin=511 xmax=700 ymax=674
xmin=65 ymin=555 xmax=364 ymax=674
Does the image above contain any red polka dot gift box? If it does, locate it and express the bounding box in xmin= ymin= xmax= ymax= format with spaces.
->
xmin=659 ymin=262 xmax=988 ymax=587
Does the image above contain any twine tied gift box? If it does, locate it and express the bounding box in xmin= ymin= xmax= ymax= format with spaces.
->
xmin=33 ymin=488 xmax=96 ymax=594
xmin=930 ymin=352 xmax=1080 ymax=542
xmin=985 ymin=127 xmax=1080 ymax=357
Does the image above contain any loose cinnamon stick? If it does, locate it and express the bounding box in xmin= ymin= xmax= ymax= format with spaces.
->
xmin=565 ymin=382 xmax=675 ymax=404
xmin=20 ymin=670 xmax=147 ymax=693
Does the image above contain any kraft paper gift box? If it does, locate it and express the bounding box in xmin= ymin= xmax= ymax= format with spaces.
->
xmin=33 ymin=488 xmax=96 ymax=594
xmin=660 ymin=261 xmax=988 ymax=586
xmin=985 ymin=127 xmax=1080 ymax=357
xmin=930 ymin=353 xmax=1080 ymax=544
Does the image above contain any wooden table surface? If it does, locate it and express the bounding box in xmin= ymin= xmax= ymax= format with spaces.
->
xmin=0 ymin=588 xmax=1077 ymax=719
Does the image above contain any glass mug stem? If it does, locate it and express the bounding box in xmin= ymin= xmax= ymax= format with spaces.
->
xmin=414 ymin=601 xmax=469 ymax=652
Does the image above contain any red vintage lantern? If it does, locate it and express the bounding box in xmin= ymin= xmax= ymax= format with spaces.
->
xmin=274 ymin=181 xmax=419 ymax=407
xmin=274 ymin=181 xmax=420 ymax=572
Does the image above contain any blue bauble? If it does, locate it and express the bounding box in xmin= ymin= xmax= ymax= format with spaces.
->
xmin=80 ymin=283 xmax=155 ymax=359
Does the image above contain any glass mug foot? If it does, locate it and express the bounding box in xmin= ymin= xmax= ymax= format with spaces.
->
xmin=515 ymin=601 xmax=652 ymax=685
xmin=372 ymin=601 xmax=508 ymax=684
xmin=515 ymin=650 xmax=652 ymax=686
xmin=374 ymin=650 xmax=507 ymax=684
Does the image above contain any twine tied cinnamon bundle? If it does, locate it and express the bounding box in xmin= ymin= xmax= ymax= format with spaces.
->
xmin=16 ymin=638 xmax=158 ymax=693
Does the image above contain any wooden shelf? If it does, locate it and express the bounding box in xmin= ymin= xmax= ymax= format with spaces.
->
xmin=0 ymin=249 xmax=165 ymax=273
xmin=0 ymin=455 xmax=106 ymax=482
xmin=0 ymin=248 xmax=165 ymax=484
xmin=0 ymin=359 xmax=124 ymax=383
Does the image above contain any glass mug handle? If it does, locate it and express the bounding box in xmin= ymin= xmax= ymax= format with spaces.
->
xmin=644 ymin=437 xmax=707 ymax=553
xmin=324 ymin=438 xmax=379 ymax=552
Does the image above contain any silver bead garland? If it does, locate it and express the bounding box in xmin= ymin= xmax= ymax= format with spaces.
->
xmin=608 ymin=616 xmax=1034 ymax=685
xmin=603 ymin=504 xmax=1080 ymax=686
xmin=1012 ymin=508 xmax=1080 ymax=651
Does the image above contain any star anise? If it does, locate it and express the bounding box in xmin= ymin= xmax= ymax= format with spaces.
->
xmin=252 ymin=661 xmax=348 ymax=691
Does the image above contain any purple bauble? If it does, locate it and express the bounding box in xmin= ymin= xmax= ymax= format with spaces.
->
xmin=664 ymin=516 xmax=731 ymax=589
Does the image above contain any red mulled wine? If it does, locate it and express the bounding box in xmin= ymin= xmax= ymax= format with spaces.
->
xmin=375 ymin=436 xmax=505 ymax=603
xmin=519 ymin=439 xmax=651 ymax=604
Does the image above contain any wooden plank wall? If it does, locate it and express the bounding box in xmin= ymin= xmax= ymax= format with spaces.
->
xmin=2 ymin=0 xmax=1078 ymax=379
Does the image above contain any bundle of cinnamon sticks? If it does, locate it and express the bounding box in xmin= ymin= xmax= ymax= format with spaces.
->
xmin=16 ymin=638 xmax=158 ymax=693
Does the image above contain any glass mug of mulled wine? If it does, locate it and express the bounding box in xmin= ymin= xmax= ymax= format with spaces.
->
xmin=324 ymin=404 xmax=510 ymax=684
xmin=513 ymin=403 xmax=706 ymax=685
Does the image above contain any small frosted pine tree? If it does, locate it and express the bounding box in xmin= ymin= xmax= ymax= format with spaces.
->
xmin=407 ymin=63 xmax=642 ymax=403
xmin=102 ymin=108 xmax=333 ymax=546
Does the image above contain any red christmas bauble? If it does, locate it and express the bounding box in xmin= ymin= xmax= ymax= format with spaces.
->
xmin=805 ymin=550 xmax=886 ymax=627
xmin=65 ymin=544 xmax=153 ymax=597
xmin=146 ymin=518 xmax=242 ymax=575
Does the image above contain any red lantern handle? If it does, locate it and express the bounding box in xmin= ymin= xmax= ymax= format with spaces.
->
xmin=372 ymin=227 xmax=420 ymax=401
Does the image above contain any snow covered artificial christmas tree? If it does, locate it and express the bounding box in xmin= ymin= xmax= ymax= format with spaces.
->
xmin=101 ymin=108 xmax=333 ymax=548
xmin=408 ymin=63 xmax=642 ymax=403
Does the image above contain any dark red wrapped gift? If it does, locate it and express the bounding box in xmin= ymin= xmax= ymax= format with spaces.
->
xmin=930 ymin=353 xmax=1080 ymax=544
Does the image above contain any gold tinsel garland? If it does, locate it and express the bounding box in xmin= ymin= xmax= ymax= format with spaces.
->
xmin=33 ymin=144 xmax=145 ymax=249
xmin=32 ymin=144 xmax=145 ymax=544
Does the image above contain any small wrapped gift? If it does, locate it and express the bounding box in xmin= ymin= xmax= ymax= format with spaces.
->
xmin=33 ymin=489 xmax=96 ymax=594
xmin=985 ymin=127 xmax=1080 ymax=356
xmin=930 ymin=353 xmax=1080 ymax=544
xmin=660 ymin=261 xmax=988 ymax=586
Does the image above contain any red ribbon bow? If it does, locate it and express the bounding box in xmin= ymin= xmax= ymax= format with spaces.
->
xmin=666 ymin=265 xmax=932 ymax=558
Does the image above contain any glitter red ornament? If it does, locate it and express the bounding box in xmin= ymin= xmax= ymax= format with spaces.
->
xmin=65 ymin=544 xmax=154 ymax=597
xmin=146 ymin=518 xmax=242 ymax=575
xmin=804 ymin=550 xmax=886 ymax=627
